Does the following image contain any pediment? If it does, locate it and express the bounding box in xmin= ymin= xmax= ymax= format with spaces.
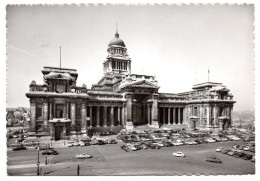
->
xmin=46 ymin=72 xmax=72 ymax=80
xmin=124 ymin=80 xmax=159 ymax=89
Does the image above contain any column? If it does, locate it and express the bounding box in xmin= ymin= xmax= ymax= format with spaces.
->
xmin=173 ymin=107 xmax=176 ymax=124
xmin=151 ymin=93 xmax=159 ymax=128
xmin=66 ymin=102 xmax=69 ymax=119
xmin=30 ymin=101 xmax=36 ymax=132
xmin=147 ymin=105 xmax=151 ymax=125
xmin=230 ymin=106 xmax=233 ymax=127
xmin=43 ymin=102 xmax=48 ymax=131
xmin=206 ymin=105 xmax=210 ymax=127
xmin=213 ymin=105 xmax=217 ymax=126
xmin=178 ymin=108 xmax=181 ymax=124
xmin=183 ymin=107 xmax=186 ymax=124
xmin=96 ymin=106 xmax=100 ymax=127
xmin=81 ymin=103 xmax=87 ymax=134
xmin=89 ymin=106 xmax=93 ymax=127
xmin=109 ymin=61 xmax=112 ymax=71
xmin=103 ymin=106 xmax=107 ymax=127
xmin=70 ymin=102 xmax=76 ymax=134
xmin=63 ymin=103 xmax=66 ymax=118
xmin=110 ymin=106 xmax=114 ymax=126
xmin=163 ymin=107 xmax=166 ymax=125
xmin=168 ymin=107 xmax=171 ymax=125
xmin=121 ymin=107 xmax=125 ymax=126
xmin=200 ymin=105 xmax=203 ymax=125
xmin=125 ymin=94 xmax=133 ymax=122
xmin=49 ymin=102 xmax=53 ymax=120
xmin=53 ymin=103 xmax=56 ymax=118
xmin=117 ymin=107 xmax=121 ymax=125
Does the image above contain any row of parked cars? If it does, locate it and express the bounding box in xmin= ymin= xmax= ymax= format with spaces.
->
xmin=216 ymin=145 xmax=255 ymax=162
xmin=117 ymin=129 xmax=245 ymax=152
xmin=67 ymin=137 xmax=117 ymax=147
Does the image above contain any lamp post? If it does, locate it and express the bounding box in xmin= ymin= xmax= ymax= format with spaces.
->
xmin=45 ymin=155 xmax=47 ymax=165
xmin=37 ymin=143 xmax=40 ymax=175
xmin=77 ymin=164 xmax=80 ymax=176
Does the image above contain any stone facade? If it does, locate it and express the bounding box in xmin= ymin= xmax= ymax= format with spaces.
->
xmin=26 ymin=31 xmax=236 ymax=140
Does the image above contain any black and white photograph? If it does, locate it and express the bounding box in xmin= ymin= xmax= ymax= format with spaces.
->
xmin=4 ymin=1 xmax=256 ymax=177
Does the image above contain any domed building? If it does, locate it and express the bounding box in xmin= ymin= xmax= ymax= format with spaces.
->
xmin=26 ymin=30 xmax=236 ymax=140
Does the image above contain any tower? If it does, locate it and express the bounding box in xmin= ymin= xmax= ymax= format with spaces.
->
xmin=103 ymin=30 xmax=131 ymax=74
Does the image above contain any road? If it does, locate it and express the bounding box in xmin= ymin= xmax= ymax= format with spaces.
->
xmin=7 ymin=140 xmax=255 ymax=176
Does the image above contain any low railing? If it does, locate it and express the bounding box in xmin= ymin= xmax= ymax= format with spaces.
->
xmin=29 ymin=84 xmax=48 ymax=92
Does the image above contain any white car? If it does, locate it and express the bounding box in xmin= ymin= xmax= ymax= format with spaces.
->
xmin=173 ymin=142 xmax=183 ymax=146
xmin=67 ymin=141 xmax=75 ymax=147
xmin=233 ymin=137 xmax=241 ymax=141
xmin=76 ymin=153 xmax=93 ymax=159
xmin=216 ymin=147 xmax=224 ymax=152
xmin=155 ymin=142 xmax=165 ymax=147
xmin=173 ymin=152 xmax=185 ymax=157
xmin=127 ymin=144 xmax=137 ymax=151
xmin=207 ymin=139 xmax=216 ymax=143
xmin=243 ymin=146 xmax=250 ymax=151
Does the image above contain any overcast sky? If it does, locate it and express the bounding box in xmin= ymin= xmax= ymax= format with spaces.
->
xmin=6 ymin=4 xmax=254 ymax=112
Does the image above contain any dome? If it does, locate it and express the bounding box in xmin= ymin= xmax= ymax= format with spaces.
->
xmin=108 ymin=32 xmax=125 ymax=47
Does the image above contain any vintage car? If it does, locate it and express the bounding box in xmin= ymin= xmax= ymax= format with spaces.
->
xmin=42 ymin=150 xmax=59 ymax=155
xmin=76 ymin=153 xmax=93 ymax=159
xmin=172 ymin=152 xmax=185 ymax=157
xmin=205 ymin=156 xmax=222 ymax=163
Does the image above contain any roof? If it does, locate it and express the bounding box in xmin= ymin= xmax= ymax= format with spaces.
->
xmin=192 ymin=82 xmax=222 ymax=90
xmin=108 ymin=32 xmax=125 ymax=47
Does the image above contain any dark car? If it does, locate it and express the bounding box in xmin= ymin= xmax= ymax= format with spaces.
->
xmin=205 ymin=156 xmax=222 ymax=163
xmin=237 ymin=152 xmax=246 ymax=158
xmin=42 ymin=150 xmax=59 ymax=155
xmin=243 ymin=154 xmax=253 ymax=160
xmin=13 ymin=145 xmax=27 ymax=151
xmin=249 ymin=147 xmax=255 ymax=153
xmin=98 ymin=140 xmax=105 ymax=145
xmin=148 ymin=143 xmax=161 ymax=149
xmin=221 ymin=149 xmax=231 ymax=154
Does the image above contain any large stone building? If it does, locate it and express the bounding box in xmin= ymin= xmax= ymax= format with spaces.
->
xmin=26 ymin=30 xmax=236 ymax=140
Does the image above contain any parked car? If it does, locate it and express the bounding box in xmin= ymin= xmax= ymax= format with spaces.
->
xmin=13 ymin=145 xmax=27 ymax=151
xmin=127 ymin=144 xmax=137 ymax=151
xmin=67 ymin=141 xmax=75 ymax=147
xmin=249 ymin=147 xmax=255 ymax=153
xmin=76 ymin=153 xmax=93 ymax=159
xmin=243 ymin=154 xmax=253 ymax=160
xmin=207 ymin=138 xmax=216 ymax=143
xmin=42 ymin=150 xmax=59 ymax=155
xmin=251 ymin=156 xmax=255 ymax=162
xmin=205 ymin=156 xmax=222 ymax=163
xmin=216 ymin=147 xmax=224 ymax=152
xmin=172 ymin=152 xmax=185 ymax=157
xmin=221 ymin=148 xmax=231 ymax=154
xmin=227 ymin=150 xmax=235 ymax=156
xmin=243 ymin=146 xmax=250 ymax=151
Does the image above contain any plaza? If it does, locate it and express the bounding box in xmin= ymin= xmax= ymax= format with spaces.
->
xmin=7 ymin=138 xmax=255 ymax=176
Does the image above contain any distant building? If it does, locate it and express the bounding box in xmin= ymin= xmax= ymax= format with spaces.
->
xmin=26 ymin=31 xmax=236 ymax=140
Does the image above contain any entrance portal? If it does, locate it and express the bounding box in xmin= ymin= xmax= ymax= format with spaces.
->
xmin=132 ymin=94 xmax=149 ymax=126
xmin=55 ymin=126 xmax=63 ymax=141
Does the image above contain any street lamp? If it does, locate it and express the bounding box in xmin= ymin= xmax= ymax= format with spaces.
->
xmin=37 ymin=143 xmax=40 ymax=175
xmin=45 ymin=155 xmax=47 ymax=165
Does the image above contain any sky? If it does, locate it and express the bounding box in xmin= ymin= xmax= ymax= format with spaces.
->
xmin=6 ymin=4 xmax=254 ymax=112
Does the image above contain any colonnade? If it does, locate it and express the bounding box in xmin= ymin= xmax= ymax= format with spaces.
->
xmin=160 ymin=107 xmax=185 ymax=125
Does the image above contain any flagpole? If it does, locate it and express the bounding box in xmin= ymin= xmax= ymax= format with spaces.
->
xmin=208 ymin=68 xmax=210 ymax=82
xmin=60 ymin=46 xmax=61 ymax=68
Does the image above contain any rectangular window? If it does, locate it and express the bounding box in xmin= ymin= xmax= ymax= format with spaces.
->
xmin=56 ymin=84 xmax=65 ymax=93
xmin=194 ymin=107 xmax=197 ymax=116
xmin=36 ymin=108 xmax=42 ymax=119
xmin=76 ymin=107 xmax=81 ymax=119
xmin=56 ymin=104 xmax=64 ymax=118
